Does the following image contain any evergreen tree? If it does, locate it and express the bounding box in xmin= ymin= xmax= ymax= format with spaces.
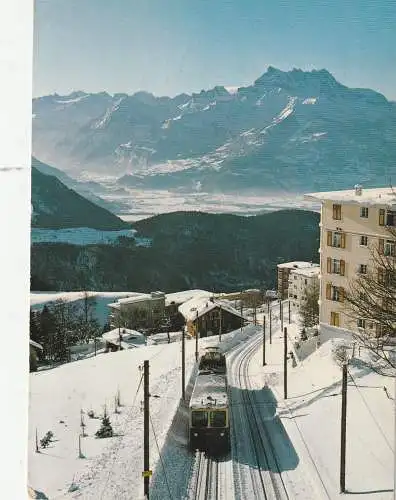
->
xmin=95 ymin=408 xmax=113 ymax=438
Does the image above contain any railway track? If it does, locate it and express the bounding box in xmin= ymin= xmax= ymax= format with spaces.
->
xmin=193 ymin=452 xmax=218 ymax=500
xmin=228 ymin=330 xmax=289 ymax=500
xmin=191 ymin=451 xmax=234 ymax=500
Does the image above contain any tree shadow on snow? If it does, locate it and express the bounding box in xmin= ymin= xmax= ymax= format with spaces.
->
xmin=279 ymin=361 xmax=376 ymax=416
xmin=229 ymin=385 xmax=299 ymax=472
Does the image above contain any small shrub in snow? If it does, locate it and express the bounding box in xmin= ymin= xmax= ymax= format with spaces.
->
xmin=87 ymin=409 xmax=95 ymax=419
xmin=40 ymin=430 xmax=54 ymax=448
xmin=95 ymin=408 xmax=113 ymax=438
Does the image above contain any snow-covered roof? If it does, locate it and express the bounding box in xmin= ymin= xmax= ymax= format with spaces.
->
xmin=165 ymin=289 xmax=212 ymax=306
xmin=304 ymin=187 xmax=396 ymax=207
xmin=108 ymin=292 xmax=165 ymax=309
xmin=102 ymin=328 xmax=145 ymax=346
xmin=178 ymin=296 xmax=244 ymax=321
xmin=30 ymin=339 xmax=43 ymax=350
xmin=277 ymin=261 xmax=316 ymax=270
xmin=189 ymin=373 xmax=228 ymax=409
xmin=116 ymin=293 xmax=151 ymax=304
xmin=289 ymin=265 xmax=320 ymax=278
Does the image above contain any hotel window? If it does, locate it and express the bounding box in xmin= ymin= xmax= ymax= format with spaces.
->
xmin=327 ymin=231 xmax=346 ymax=248
xmin=326 ymin=284 xmax=345 ymax=302
xmin=360 ymin=235 xmax=368 ymax=246
xmin=357 ymin=318 xmax=366 ymax=329
xmin=330 ymin=311 xmax=340 ymax=327
xmin=358 ymin=264 xmax=367 ymax=274
xmin=327 ymin=258 xmax=345 ymax=275
xmin=384 ymin=240 xmax=396 ymax=257
xmin=379 ymin=209 xmax=385 ymax=226
xmin=360 ymin=207 xmax=368 ymax=218
xmin=386 ymin=210 xmax=396 ymax=227
xmin=332 ymin=204 xmax=342 ymax=220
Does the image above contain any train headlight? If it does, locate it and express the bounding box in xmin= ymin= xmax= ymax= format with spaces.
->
xmin=220 ymin=432 xmax=225 ymax=437
xmin=194 ymin=433 xmax=198 ymax=437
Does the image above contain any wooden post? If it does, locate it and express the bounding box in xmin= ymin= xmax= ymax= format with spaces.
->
xmin=240 ymin=293 xmax=243 ymax=332
xmin=288 ymin=300 xmax=291 ymax=324
xmin=78 ymin=434 xmax=83 ymax=458
xmin=283 ymin=327 xmax=288 ymax=399
xmin=219 ymin=306 xmax=222 ymax=342
xmin=281 ymin=301 xmax=284 ymax=332
xmin=340 ymin=362 xmax=348 ymax=493
xmin=143 ymin=360 xmax=150 ymax=498
xmin=269 ymin=309 xmax=272 ymax=344
xmin=195 ymin=311 xmax=199 ymax=362
xmin=262 ymin=315 xmax=266 ymax=366
xmin=35 ymin=428 xmax=39 ymax=453
xmin=182 ymin=328 xmax=185 ymax=401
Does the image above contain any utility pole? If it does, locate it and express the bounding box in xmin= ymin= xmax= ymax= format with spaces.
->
xmin=182 ymin=328 xmax=186 ymax=401
xmin=340 ymin=362 xmax=348 ymax=493
xmin=143 ymin=360 xmax=150 ymax=498
xmin=288 ymin=300 xmax=291 ymax=324
xmin=195 ymin=311 xmax=199 ymax=362
xmin=219 ymin=306 xmax=222 ymax=342
xmin=240 ymin=293 xmax=243 ymax=332
xmin=280 ymin=301 xmax=284 ymax=332
xmin=283 ymin=327 xmax=288 ymax=399
xmin=262 ymin=315 xmax=266 ymax=366
xmin=269 ymin=309 xmax=272 ymax=344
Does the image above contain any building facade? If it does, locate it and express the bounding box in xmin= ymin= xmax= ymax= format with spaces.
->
xmin=277 ymin=261 xmax=319 ymax=300
xmin=288 ymin=265 xmax=320 ymax=312
xmin=108 ymin=291 xmax=166 ymax=331
xmin=305 ymin=186 xmax=396 ymax=332
xmin=178 ymin=296 xmax=245 ymax=337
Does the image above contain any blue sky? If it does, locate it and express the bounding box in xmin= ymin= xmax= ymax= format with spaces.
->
xmin=33 ymin=0 xmax=396 ymax=100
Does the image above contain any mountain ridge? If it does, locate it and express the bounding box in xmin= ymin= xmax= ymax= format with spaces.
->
xmin=31 ymin=166 xmax=130 ymax=229
xmin=32 ymin=66 xmax=396 ymax=193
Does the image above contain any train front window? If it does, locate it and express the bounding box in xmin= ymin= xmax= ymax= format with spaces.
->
xmin=192 ymin=411 xmax=208 ymax=428
xmin=210 ymin=411 xmax=226 ymax=427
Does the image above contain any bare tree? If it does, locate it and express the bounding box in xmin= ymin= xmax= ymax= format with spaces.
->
xmin=344 ymin=227 xmax=396 ymax=375
xmin=299 ymin=281 xmax=320 ymax=328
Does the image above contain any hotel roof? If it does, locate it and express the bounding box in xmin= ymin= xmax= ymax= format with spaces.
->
xmin=304 ymin=187 xmax=396 ymax=206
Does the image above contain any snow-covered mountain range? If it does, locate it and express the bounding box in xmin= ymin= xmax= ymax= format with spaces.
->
xmin=32 ymin=67 xmax=396 ymax=192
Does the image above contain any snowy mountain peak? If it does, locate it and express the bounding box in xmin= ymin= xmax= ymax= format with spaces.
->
xmin=254 ymin=66 xmax=342 ymax=96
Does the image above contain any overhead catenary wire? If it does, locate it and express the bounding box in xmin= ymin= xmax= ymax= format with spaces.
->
xmin=149 ymin=414 xmax=173 ymax=500
xmin=347 ymin=368 xmax=393 ymax=453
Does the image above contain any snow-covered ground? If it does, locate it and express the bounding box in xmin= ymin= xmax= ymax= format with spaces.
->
xmin=28 ymin=309 xmax=395 ymax=499
xmin=28 ymin=325 xmax=260 ymax=499
xmin=31 ymin=227 xmax=152 ymax=246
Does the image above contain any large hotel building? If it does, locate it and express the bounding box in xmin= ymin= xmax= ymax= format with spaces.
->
xmin=305 ymin=185 xmax=396 ymax=333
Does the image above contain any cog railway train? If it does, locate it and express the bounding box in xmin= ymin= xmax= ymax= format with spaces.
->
xmin=188 ymin=346 xmax=230 ymax=453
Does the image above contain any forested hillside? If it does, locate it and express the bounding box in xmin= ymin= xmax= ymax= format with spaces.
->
xmin=31 ymin=209 xmax=319 ymax=292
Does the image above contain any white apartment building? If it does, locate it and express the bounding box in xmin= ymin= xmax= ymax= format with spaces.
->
xmin=288 ymin=265 xmax=320 ymax=312
xmin=305 ymin=185 xmax=396 ymax=333
xmin=277 ymin=261 xmax=319 ymax=300
xmin=108 ymin=291 xmax=166 ymax=329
